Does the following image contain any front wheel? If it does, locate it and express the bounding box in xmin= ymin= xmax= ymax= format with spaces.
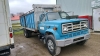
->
xmin=46 ymin=35 xmax=61 ymax=56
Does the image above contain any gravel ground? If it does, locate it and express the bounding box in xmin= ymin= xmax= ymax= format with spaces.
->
xmin=10 ymin=33 xmax=100 ymax=56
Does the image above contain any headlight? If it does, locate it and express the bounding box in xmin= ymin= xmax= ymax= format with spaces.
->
xmin=63 ymin=26 xmax=68 ymax=31
xmin=62 ymin=23 xmax=71 ymax=33
xmin=81 ymin=21 xmax=88 ymax=28
xmin=83 ymin=21 xmax=88 ymax=27
xmin=84 ymin=23 xmax=88 ymax=27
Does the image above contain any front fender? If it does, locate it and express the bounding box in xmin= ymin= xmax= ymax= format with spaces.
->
xmin=46 ymin=29 xmax=60 ymax=40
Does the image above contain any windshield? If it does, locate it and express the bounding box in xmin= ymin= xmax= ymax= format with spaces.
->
xmin=47 ymin=12 xmax=69 ymax=20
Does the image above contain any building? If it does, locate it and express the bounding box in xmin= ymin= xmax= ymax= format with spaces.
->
xmin=11 ymin=15 xmax=20 ymax=24
xmin=57 ymin=0 xmax=100 ymax=31
xmin=56 ymin=0 xmax=98 ymax=16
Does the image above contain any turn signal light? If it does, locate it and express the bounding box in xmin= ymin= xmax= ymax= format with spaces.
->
xmin=53 ymin=27 xmax=57 ymax=30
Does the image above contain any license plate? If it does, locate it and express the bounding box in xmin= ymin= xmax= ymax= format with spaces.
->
xmin=73 ymin=37 xmax=84 ymax=41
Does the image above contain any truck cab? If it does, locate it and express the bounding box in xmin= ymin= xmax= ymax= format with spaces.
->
xmin=38 ymin=11 xmax=90 ymax=55
xmin=38 ymin=12 xmax=69 ymax=34
xmin=20 ymin=4 xmax=90 ymax=56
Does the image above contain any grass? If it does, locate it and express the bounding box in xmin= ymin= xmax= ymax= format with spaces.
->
xmin=14 ymin=30 xmax=23 ymax=35
xmin=13 ymin=26 xmax=21 ymax=30
xmin=12 ymin=23 xmax=20 ymax=25
xmin=12 ymin=23 xmax=23 ymax=35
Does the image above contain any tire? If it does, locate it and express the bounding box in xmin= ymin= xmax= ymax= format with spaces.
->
xmin=43 ymin=38 xmax=46 ymax=44
xmin=46 ymin=35 xmax=61 ymax=56
xmin=76 ymin=40 xmax=87 ymax=45
xmin=55 ymin=47 xmax=61 ymax=56
xmin=24 ymin=29 xmax=32 ymax=38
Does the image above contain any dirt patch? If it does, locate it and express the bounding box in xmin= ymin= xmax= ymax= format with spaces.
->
xmin=10 ymin=34 xmax=100 ymax=56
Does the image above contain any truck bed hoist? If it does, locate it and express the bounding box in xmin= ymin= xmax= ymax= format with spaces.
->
xmin=20 ymin=4 xmax=90 ymax=56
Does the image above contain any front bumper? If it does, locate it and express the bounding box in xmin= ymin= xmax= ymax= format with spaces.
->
xmin=0 ymin=45 xmax=10 ymax=51
xmin=0 ymin=44 xmax=14 ymax=51
xmin=56 ymin=34 xmax=90 ymax=47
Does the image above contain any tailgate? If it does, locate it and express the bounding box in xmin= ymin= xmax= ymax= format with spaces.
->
xmin=0 ymin=0 xmax=10 ymax=47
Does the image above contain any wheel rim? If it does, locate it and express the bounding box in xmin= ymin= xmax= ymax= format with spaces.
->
xmin=24 ymin=32 xmax=26 ymax=36
xmin=47 ymin=40 xmax=54 ymax=52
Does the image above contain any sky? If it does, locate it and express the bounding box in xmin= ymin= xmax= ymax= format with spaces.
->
xmin=9 ymin=0 xmax=56 ymax=14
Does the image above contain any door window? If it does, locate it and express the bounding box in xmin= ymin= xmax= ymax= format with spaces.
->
xmin=41 ymin=14 xmax=46 ymax=22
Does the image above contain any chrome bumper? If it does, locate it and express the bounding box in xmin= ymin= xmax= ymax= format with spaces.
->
xmin=0 ymin=44 xmax=14 ymax=51
xmin=0 ymin=45 xmax=10 ymax=51
xmin=56 ymin=34 xmax=90 ymax=47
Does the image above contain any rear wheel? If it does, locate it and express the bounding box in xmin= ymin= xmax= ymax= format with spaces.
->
xmin=76 ymin=40 xmax=87 ymax=45
xmin=24 ymin=29 xmax=32 ymax=38
xmin=46 ymin=35 xmax=61 ymax=56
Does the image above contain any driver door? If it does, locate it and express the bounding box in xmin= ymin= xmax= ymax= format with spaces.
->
xmin=38 ymin=14 xmax=46 ymax=34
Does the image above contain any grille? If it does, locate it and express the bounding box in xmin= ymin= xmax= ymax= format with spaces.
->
xmin=66 ymin=29 xmax=88 ymax=38
xmin=62 ymin=21 xmax=88 ymax=33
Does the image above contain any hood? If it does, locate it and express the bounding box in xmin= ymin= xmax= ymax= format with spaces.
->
xmin=45 ymin=18 xmax=87 ymax=24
